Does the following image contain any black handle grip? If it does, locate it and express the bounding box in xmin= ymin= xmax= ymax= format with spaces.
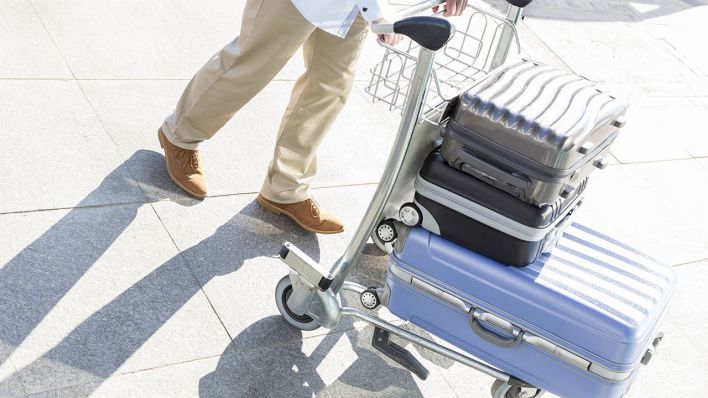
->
xmin=393 ymin=16 xmax=453 ymax=51
xmin=506 ymin=0 xmax=532 ymax=7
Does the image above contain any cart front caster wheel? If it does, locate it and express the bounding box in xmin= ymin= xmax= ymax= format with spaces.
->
xmin=399 ymin=202 xmax=422 ymax=227
xmin=491 ymin=380 xmax=544 ymax=398
xmin=275 ymin=276 xmax=321 ymax=331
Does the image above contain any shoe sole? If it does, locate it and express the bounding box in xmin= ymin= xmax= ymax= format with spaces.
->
xmin=158 ymin=130 xmax=208 ymax=199
xmin=257 ymin=195 xmax=344 ymax=235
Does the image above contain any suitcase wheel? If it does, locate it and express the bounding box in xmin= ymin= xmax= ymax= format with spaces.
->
xmin=399 ymin=202 xmax=422 ymax=227
xmin=360 ymin=287 xmax=381 ymax=310
xmin=375 ymin=219 xmax=398 ymax=244
xmin=490 ymin=379 xmax=544 ymax=398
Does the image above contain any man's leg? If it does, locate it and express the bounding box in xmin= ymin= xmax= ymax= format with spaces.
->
xmin=159 ymin=0 xmax=315 ymax=197
xmin=258 ymin=16 xmax=369 ymax=233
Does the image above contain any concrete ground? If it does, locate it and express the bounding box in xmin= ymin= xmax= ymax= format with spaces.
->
xmin=1 ymin=0 xmax=707 ymax=396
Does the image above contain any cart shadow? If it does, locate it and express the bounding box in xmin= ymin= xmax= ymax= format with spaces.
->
xmin=0 ymin=150 xmax=322 ymax=395
xmin=198 ymin=315 xmax=447 ymax=398
xmin=197 ymin=245 xmax=457 ymax=397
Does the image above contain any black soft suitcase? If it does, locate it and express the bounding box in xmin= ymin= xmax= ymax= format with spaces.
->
xmin=441 ymin=60 xmax=627 ymax=207
xmin=414 ymin=150 xmax=584 ymax=266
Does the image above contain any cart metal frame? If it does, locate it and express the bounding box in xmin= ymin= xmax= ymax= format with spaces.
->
xmin=274 ymin=2 xmax=541 ymax=396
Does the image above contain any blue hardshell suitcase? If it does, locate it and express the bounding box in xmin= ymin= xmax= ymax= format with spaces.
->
xmin=385 ymin=225 xmax=676 ymax=398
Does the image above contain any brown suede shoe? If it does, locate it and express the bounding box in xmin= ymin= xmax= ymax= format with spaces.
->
xmin=158 ymin=129 xmax=208 ymax=199
xmin=257 ymin=195 xmax=344 ymax=234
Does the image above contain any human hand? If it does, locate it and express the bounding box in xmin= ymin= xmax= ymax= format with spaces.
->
xmin=372 ymin=18 xmax=404 ymax=46
xmin=433 ymin=0 xmax=468 ymax=17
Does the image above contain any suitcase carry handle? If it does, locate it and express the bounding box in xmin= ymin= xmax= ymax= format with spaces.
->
xmin=457 ymin=147 xmax=532 ymax=189
xmin=470 ymin=308 xmax=525 ymax=348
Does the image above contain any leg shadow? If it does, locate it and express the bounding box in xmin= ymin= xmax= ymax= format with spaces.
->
xmin=11 ymin=198 xmax=320 ymax=394
xmin=0 ymin=150 xmax=183 ymax=366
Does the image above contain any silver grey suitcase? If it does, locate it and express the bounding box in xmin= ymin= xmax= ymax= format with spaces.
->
xmin=441 ymin=60 xmax=627 ymax=207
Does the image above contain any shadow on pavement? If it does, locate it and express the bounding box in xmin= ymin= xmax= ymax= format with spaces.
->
xmin=483 ymin=0 xmax=703 ymax=21
xmin=198 ymin=246 xmax=456 ymax=398
xmin=0 ymin=150 xmax=320 ymax=395
xmin=1 ymin=148 xmax=455 ymax=396
xmin=0 ymin=150 xmax=185 ymax=364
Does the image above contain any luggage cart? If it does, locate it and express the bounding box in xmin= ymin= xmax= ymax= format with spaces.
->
xmin=274 ymin=1 xmax=542 ymax=396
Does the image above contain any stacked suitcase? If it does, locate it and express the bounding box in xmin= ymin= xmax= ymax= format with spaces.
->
xmin=411 ymin=59 xmax=628 ymax=266
xmin=384 ymin=60 xmax=676 ymax=397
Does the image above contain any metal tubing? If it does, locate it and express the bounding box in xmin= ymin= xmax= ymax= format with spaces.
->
xmin=341 ymin=281 xmax=367 ymax=295
xmin=328 ymin=48 xmax=438 ymax=293
xmin=490 ymin=5 xmax=523 ymax=69
xmin=341 ymin=307 xmax=512 ymax=382
xmin=399 ymin=0 xmax=446 ymax=18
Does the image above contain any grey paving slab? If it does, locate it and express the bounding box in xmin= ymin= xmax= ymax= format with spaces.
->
xmin=198 ymin=316 xmax=456 ymax=398
xmin=698 ymin=157 xmax=708 ymax=172
xmin=522 ymin=17 xmax=698 ymax=85
xmin=28 ymin=0 xmax=242 ymax=79
xmin=80 ymin=80 xmax=398 ymax=200
xmin=0 ymin=204 xmax=229 ymax=395
xmin=573 ymin=159 xmax=708 ymax=265
xmin=0 ymin=359 xmax=26 ymax=398
xmin=0 ymin=0 xmax=71 ymax=79
xmin=516 ymin=20 xmax=569 ymax=68
xmin=642 ymin=6 xmax=708 ymax=79
xmin=29 ymin=318 xmax=458 ymax=397
xmin=0 ymin=80 xmax=149 ymax=213
xmin=516 ymin=0 xmax=698 ymax=22
xmin=150 ymin=192 xmax=345 ymax=339
xmin=27 ymin=0 xmax=383 ymax=81
xmin=610 ymin=105 xmax=695 ymax=163
xmin=28 ymin=356 xmax=219 ymax=398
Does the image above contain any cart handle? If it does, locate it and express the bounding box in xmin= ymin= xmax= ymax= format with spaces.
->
xmin=372 ymin=17 xmax=453 ymax=51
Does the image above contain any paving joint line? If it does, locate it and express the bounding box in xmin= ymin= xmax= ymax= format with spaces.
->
xmin=607 ymin=156 xmax=700 ymax=166
xmin=24 ymin=0 xmax=76 ymax=81
xmin=0 ymin=181 xmax=380 ymax=216
xmin=520 ymin=19 xmax=573 ymax=71
xmin=672 ymin=258 xmax=708 ymax=268
xmin=148 ymin=203 xmax=234 ymax=342
xmin=19 ymin=353 xmax=225 ymax=396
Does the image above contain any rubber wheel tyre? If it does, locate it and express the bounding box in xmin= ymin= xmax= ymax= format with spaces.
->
xmin=275 ymin=276 xmax=320 ymax=331
xmin=491 ymin=380 xmax=544 ymax=398
xmin=371 ymin=229 xmax=394 ymax=254
xmin=399 ymin=202 xmax=422 ymax=227
xmin=376 ymin=220 xmax=398 ymax=243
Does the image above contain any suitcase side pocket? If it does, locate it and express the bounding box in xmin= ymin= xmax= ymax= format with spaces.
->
xmin=456 ymin=147 xmax=532 ymax=189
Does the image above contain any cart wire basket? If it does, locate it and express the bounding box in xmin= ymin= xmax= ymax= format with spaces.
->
xmin=365 ymin=5 xmax=521 ymax=125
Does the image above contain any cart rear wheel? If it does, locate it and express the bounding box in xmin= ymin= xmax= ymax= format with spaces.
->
xmin=491 ymin=380 xmax=544 ymax=398
xmin=275 ymin=276 xmax=321 ymax=331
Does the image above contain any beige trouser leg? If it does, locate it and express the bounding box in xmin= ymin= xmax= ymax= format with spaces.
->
xmin=162 ymin=0 xmax=316 ymax=149
xmin=260 ymin=16 xmax=369 ymax=204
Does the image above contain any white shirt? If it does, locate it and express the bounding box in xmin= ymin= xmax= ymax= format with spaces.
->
xmin=290 ymin=0 xmax=392 ymax=38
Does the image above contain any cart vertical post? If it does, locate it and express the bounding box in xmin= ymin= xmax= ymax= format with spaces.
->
xmin=490 ymin=5 xmax=523 ymax=69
